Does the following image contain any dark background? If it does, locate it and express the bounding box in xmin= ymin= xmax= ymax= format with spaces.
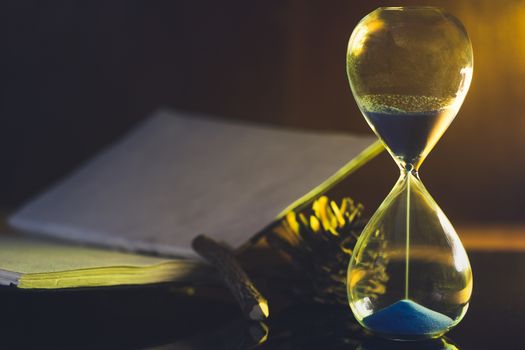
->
xmin=1 ymin=0 xmax=524 ymax=224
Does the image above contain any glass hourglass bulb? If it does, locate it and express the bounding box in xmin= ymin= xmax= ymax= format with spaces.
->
xmin=346 ymin=7 xmax=473 ymax=340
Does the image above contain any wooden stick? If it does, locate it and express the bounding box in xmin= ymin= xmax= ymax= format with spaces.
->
xmin=192 ymin=234 xmax=269 ymax=321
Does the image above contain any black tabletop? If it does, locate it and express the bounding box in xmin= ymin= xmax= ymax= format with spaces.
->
xmin=1 ymin=251 xmax=523 ymax=349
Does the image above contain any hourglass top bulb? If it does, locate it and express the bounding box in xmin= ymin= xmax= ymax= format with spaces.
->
xmin=347 ymin=7 xmax=473 ymax=170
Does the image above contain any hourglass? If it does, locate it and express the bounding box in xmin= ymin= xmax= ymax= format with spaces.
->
xmin=346 ymin=7 xmax=473 ymax=340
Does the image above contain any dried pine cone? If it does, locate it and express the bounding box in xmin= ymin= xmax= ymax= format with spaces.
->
xmin=267 ymin=195 xmax=387 ymax=305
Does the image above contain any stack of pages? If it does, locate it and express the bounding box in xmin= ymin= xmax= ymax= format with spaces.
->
xmin=0 ymin=235 xmax=208 ymax=289
xmin=2 ymin=109 xmax=380 ymax=289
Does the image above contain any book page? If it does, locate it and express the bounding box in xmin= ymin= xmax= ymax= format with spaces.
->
xmin=10 ymin=110 xmax=376 ymax=258
xmin=0 ymin=235 xmax=176 ymax=274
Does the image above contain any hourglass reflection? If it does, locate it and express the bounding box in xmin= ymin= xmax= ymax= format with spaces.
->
xmin=346 ymin=7 xmax=473 ymax=340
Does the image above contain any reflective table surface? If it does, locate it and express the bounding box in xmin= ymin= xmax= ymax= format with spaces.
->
xmin=1 ymin=250 xmax=524 ymax=349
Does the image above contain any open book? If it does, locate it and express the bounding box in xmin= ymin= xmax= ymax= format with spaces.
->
xmin=0 ymin=235 xmax=210 ymax=289
xmin=4 ymin=109 xmax=381 ymax=288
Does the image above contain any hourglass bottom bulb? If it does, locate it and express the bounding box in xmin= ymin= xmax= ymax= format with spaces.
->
xmin=346 ymin=131 xmax=472 ymax=339
xmin=362 ymin=300 xmax=453 ymax=339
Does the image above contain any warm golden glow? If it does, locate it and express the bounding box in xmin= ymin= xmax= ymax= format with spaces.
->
xmin=348 ymin=267 xmax=367 ymax=289
xmin=349 ymin=17 xmax=385 ymax=57
xmin=259 ymin=300 xmax=270 ymax=319
xmin=450 ymin=66 xmax=473 ymax=113
xmin=438 ymin=210 xmax=470 ymax=272
xmin=309 ymin=215 xmax=320 ymax=232
xmin=257 ymin=322 xmax=269 ymax=344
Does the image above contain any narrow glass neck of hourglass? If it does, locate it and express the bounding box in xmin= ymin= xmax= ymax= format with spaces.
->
xmin=398 ymin=163 xmax=420 ymax=181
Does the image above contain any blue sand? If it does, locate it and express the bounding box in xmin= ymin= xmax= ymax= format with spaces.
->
xmin=362 ymin=299 xmax=453 ymax=336
xmin=364 ymin=110 xmax=444 ymax=166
